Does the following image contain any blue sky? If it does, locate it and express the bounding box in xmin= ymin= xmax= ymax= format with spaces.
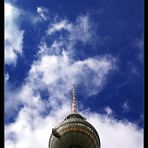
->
xmin=5 ymin=0 xmax=144 ymax=147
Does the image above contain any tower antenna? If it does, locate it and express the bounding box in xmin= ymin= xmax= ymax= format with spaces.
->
xmin=72 ymin=84 xmax=77 ymax=113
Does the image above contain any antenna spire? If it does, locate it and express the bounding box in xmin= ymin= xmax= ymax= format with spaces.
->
xmin=72 ymin=84 xmax=77 ymax=113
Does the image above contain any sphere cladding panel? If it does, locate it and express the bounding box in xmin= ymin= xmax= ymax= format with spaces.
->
xmin=49 ymin=114 xmax=100 ymax=148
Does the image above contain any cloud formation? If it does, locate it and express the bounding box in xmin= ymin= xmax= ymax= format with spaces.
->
xmin=5 ymin=2 xmax=24 ymax=65
xmin=5 ymin=6 xmax=143 ymax=148
xmin=5 ymin=95 xmax=143 ymax=148
xmin=47 ymin=20 xmax=72 ymax=35
xmin=37 ymin=7 xmax=48 ymax=21
xmin=5 ymin=41 xmax=143 ymax=148
xmin=47 ymin=14 xmax=97 ymax=52
xmin=86 ymin=112 xmax=143 ymax=148
xmin=122 ymin=101 xmax=130 ymax=112
xmin=104 ymin=106 xmax=113 ymax=116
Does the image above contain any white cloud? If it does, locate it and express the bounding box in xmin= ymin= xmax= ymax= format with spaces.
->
xmin=5 ymin=77 xmax=21 ymax=120
xmin=5 ymin=98 xmax=143 ymax=148
xmin=5 ymin=43 xmax=143 ymax=147
xmin=5 ymin=2 xmax=24 ymax=65
xmin=70 ymin=15 xmax=94 ymax=44
xmin=104 ymin=106 xmax=113 ymax=116
xmin=47 ymin=15 xmax=97 ymax=50
xmin=37 ymin=7 xmax=48 ymax=21
xmin=23 ymin=11 xmax=43 ymax=25
xmin=85 ymin=112 xmax=143 ymax=148
xmin=5 ymin=12 xmax=143 ymax=148
xmin=38 ymin=41 xmax=64 ymax=56
xmin=47 ymin=20 xmax=72 ymax=35
xmin=5 ymin=73 xmax=9 ymax=81
xmin=28 ymin=46 xmax=115 ymax=97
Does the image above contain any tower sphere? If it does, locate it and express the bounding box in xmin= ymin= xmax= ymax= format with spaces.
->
xmin=49 ymin=85 xmax=100 ymax=148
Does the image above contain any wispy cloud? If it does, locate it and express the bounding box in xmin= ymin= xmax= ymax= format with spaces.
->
xmin=135 ymin=37 xmax=144 ymax=63
xmin=5 ymin=9 xmax=143 ymax=148
xmin=122 ymin=101 xmax=130 ymax=112
xmin=5 ymin=74 xmax=22 ymax=121
xmin=29 ymin=46 xmax=116 ymax=97
xmin=5 ymin=2 xmax=24 ymax=65
xmin=69 ymin=15 xmax=95 ymax=44
xmin=85 ymin=112 xmax=143 ymax=148
xmin=5 ymin=38 xmax=143 ymax=148
xmin=37 ymin=6 xmax=48 ymax=21
xmin=46 ymin=14 xmax=99 ymax=52
xmin=23 ymin=11 xmax=43 ymax=25
xmin=5 ymin=92 xmax=143 ymax=148
xmin=47 ymin=20 xmax=72 ymax=35
xmin=131 ymin=35 xmax=144 ymax=63
xmin=104 ymin=106 xmax=113 ymax=116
